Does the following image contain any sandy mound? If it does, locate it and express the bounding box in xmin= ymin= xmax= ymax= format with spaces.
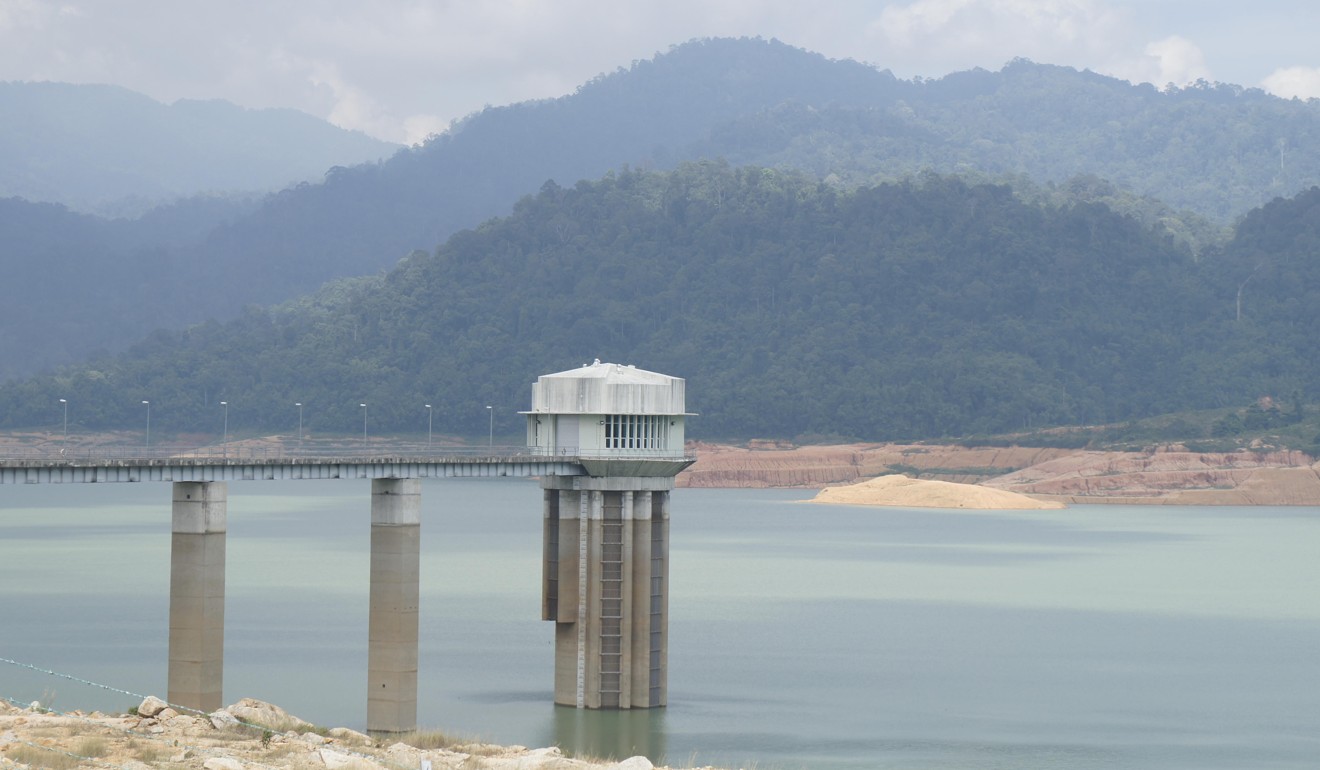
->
xmin=811 ymin=474 xmax=1065 ymax=509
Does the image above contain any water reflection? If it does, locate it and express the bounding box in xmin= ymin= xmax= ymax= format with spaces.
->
xmin=552 ymin=705 xmax=667 ymax=764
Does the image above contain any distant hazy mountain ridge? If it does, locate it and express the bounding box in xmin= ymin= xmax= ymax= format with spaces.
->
xmin=4 ymin=165 xmax=1316 ymax=442
xmin=3 ymin=37 xmax=1320 ymax=396
xmin=0 ymin=81 xmax=400 ymax=217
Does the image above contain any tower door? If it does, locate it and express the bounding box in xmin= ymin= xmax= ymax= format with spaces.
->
xmin=557 ymin=415 xmax=579 ymax=454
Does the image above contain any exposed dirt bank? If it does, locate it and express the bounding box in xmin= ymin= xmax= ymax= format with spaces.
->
xmin=678 ymin=442 xmax=1320 ymax=505
xmin=677 ymin=441 xmax=1073 ymax=488
xmin=983 ymin=448 xmax=1320 ymax=505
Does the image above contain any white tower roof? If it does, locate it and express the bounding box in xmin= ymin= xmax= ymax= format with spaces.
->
xmin=526 ymin=360 xmax=689 ymax=415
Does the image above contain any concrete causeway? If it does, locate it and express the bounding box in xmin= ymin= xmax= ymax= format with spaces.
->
xmin=0 ymin=447 xmax=589 ymax=484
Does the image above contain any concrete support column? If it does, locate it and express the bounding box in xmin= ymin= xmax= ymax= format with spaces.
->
xmin=630 ymin=490 xmax=668 ymax=707
xmin=617 ymin=490 xmax=635 ymax=708
xmin=169 ymin=481 xmax=226 ymax=713
xmin=541 ymin=476 xmax=672 ymax=709
xmin=546 ymin=488 xmax=585 ymax=705
xmin=649 ymin=490 xmax=669 ymax=707
xmin=367 ymin=478 xmax=421 ymax=733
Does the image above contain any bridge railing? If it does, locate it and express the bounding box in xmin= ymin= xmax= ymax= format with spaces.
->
xmin=0 ymin=444 xmax=697 ymax=464
xmin=529 ymin=446 xmax=692 ymax=459
xmin=0 ymin=444 xmax=533 ymax=463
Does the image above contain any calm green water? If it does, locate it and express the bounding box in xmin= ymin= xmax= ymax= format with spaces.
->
xmin=2 ymin=479 xmax=1318 ymax=769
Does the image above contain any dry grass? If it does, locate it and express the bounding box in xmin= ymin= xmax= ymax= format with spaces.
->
xmin=73 ymin=736 xmax=110 ymax=758
xmin=391 ymin=728 xmax=463 ymax=751
xmin=563 ymin=749 xmax=616 ymax=765
xmin=5 ymin=743 xmax=79 ymax=770
xmin=126 ymin=737 xmax=162 ymax=763
xmin=390 ymin=728 xmax=519 ymax=758
xmin=243 ymin=715 xmax=327 ymax=735
xmin=22 ymin=727 xmax=72 ymax=740
xmin=261 ymin=742 xmax=301 ymax=760
xmin=278 ymin=755 xmax=338 ymax=770
xmin=452 ymin=743 xmax=508 ymax=758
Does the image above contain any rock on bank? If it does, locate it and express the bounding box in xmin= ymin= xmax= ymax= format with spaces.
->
xmin=0 ymin=696 xmax=697 ymax=770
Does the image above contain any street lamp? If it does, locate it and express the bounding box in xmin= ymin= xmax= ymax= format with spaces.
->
xmin=142 ymin=400 xmax=150 ymax=454
xmin=220 ymin=401 xmax=228 ymax=457
xmin=425 ymin=404 xmax=433 ymax=451
xmin=486 ymin=405 xmax=493 ymax=449
xmin=295 ymin=403 xmax=303 ymax=450
xmin=360 ymin=403 xmax=368 ymax=449
xmin=59 ymin=398 xmax=67 ymax=447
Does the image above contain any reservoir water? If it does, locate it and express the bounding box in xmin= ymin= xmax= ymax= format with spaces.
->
xmin=1 ymin=479 xmax=1317 ymax=769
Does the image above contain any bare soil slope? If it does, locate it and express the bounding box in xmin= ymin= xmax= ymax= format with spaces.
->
xmin=983 ymin=448 xmax=1320 ymax=505
xmin=679 ymin=442 xmax=1320 ymax=505
xmin=678 ymin=441 xmax=1072 ymax=488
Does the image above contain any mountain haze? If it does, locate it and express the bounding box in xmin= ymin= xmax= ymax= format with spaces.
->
xmin=0 ymin=82 xmax=400 ymax=217
xmin=4 ymin=37 xmax=1320 ymax=384
xmin=698 ymin=59 xmax=1320 ymax=222
xmin=5 ymin=164 xmax=1315 ymax=443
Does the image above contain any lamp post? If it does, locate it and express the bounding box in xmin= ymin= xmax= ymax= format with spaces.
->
xmin=295 ymin=402 xmax=303 ymax=450
xmin=142 ymin=400 xmax=150 ymax=454
xmin=360 ymin=403 xmax=368 ymax=449
xmin=220 ymin=401 xmax=228 ymax=457
xmin=425 ymin=404 xmax=433 ymax=451
xmin=486 ymin=405 xmax=493 ymax=449
xmin=59 ymin=398 xmax=67 ymax=447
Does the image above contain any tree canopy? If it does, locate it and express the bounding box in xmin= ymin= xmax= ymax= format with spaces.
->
xmin=4 ymin=38 xmax=1318 ymax=380
xmin=5 ymin=164 xmax=1315 ymax=443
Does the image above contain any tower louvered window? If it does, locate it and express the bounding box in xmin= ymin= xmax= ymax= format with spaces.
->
xmin=602 ymin=415 xmax=669 ymax=450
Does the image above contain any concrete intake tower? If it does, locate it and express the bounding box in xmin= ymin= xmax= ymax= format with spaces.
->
xmin=1 ymin=361 xmax=695 ymax=728
xmin=524 ymin=361 xmax=694 ymax=709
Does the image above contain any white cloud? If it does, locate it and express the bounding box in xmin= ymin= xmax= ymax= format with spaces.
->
xmin=0 ymin=0 xmax=44 ymax=32
xmin=862 ymin=0 xmax=1227 ymax=92
xmin=401 ymin=115 xmax=448 ymax=147
xmin=1 ymin=0 xmax=1313 ymax=142
xmin=1262 ymin=66 xmax=1320 ymax=100
xmin=867 ymin=0 xmax=1132 ymax=75
xmin=11 ymin=0 xmax=1174 ymax=142
xmin=1131 ymin=35 xmax=1210 ymax=87
xmin=1 ymin=1 xmax=895 ymax=141
xmin=302 ymin=61 xmax=394 ymax=139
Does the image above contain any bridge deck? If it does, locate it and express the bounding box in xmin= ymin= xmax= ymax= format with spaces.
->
xmin=0 ymin=447 xmax=694 ymax=484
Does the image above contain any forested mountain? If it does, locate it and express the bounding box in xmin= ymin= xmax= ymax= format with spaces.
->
xmin=167 ymin=36 xmax=1317 ymax=309
xmin=3 ymin=164 xmax=1314 ymax=442
xmin=0 ymin=195 xmax=259 ymax=377
xmin=0 ymin=82 xmax=399 ymax=217
xmin=4 ymin=37 xmax=1319 ymax=381
xmin=698 ymin=59 xmax=1320 ymax=222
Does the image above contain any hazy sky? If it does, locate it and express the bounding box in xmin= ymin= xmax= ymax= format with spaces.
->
xmin=2 ymin=0 xmax=1318 ymax=145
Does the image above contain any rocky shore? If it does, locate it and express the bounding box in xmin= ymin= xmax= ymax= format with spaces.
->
xmin=0 ymin=697 xmax=683 ymax=770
